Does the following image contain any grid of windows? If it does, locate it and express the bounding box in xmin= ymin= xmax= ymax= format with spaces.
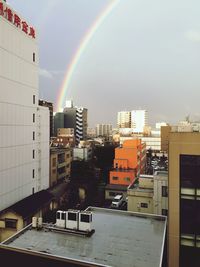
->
xmin=180 ymin=154 xmax=200 ymax=265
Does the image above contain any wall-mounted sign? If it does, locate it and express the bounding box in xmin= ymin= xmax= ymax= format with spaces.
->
xmin=0 ymin=2 xmax=36 ymax=39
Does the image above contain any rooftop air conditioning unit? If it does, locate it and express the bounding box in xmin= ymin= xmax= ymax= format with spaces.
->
xmin=79 ymin=211 xmax=93 ymax=232
xmin=56 ymin=210 xmax=66 ymax=228
xmin=66 ymin=210 xmax=79 ymax=230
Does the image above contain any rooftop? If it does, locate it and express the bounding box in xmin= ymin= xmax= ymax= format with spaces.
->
xmin=2 ymin=207 xmax=166 ymax=267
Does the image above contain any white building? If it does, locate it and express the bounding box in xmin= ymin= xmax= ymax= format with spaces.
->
xmin=96 ymin=124 xmax=112 ymax=137
xmin=73 ymin=147 xmax=92 ymax=161
xmin=117 ymin=111 xmax=131 ymax=128
xmin=131 ymin=110 xmax=148 ymax=133
xmin=0 ymin=0 xmax=49 ymax=211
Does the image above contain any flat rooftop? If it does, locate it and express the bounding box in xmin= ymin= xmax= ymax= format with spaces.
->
xmin=2 ymin=207 xmax=166 ymax=267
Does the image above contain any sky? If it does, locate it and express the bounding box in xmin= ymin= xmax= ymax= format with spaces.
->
xmin=8 ymin=0 xmax=200 ymax=127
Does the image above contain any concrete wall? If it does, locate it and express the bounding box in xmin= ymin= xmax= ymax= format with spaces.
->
xmin=168 ymin=133 xmax=200 ymax=267
xmin=0 ymin=0 xmax=48 ymax=211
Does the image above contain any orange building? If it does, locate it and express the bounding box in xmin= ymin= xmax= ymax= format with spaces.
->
xmin=109 ymin=139 xmax=146 ymax=186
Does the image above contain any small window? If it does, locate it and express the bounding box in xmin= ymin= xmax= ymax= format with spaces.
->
xmin=33 ymin=113 xmax=35 ymax=123
xmin=32 ymin=169 xmax=35 ymax=178
xmin=112 ymin=176 xmax=118 ymax=180
xmin=33 ymin=150 xmax=35 ymax=159
xmin=33 ymin=95 xmax=36 ymax=104
xmin=5 ymin=219 xmax=17 ymax=229
xmin=57 ymin=212 xmax=60 ymax=219
xmin=33 ymin=131 xmax=35 ymax=140
xmin=162 ymin=186 xmax=168 ymax=197
xmin=162 ymin=209 xmax=168 ymax=216
xmin=33 ymin=52 xmax=35 ymax=62
xmin=124 ymin=177 xmax=130 ymax=182
xmin=141 ymin=203 xmax=148 ymax=208
xmin=52 ymin=158 xmax=56 ymax=167
xmin=32 ymin=187 xmax=35 ymax=194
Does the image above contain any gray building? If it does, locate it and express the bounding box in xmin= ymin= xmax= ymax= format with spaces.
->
xmin=54 ymin=101 xmax=87 ymax=143
xmin=1 ymin=207 xmax=167 ymax=267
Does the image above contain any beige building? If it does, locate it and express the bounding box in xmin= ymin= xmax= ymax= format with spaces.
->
xmin=0 ymin=190 xmax=53 ymax=242
xmin=127 ymin=171 xmax=168 ymax=215
xmin=168 ymin=132 xmax=200 ymax=267
xmin=50 ymin=148 xmax=72 ymax=187
xmin=117 ymin=111 xmax=131 ymax=128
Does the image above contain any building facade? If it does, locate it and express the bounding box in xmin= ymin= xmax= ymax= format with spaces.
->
xmin=54 ymin=101 xmax=88 ymax=144
xmin=39 ymin=100 xmax=54 ymax=137
xmin=109 ymin=139 xmax=146 ymax=186
xmin=131 ymin=110 xmax=148 ymax=133
xmin=168 ymin=132 xmax=200 ymax=267
xmin=127 ymin=172 xmax=168 ymax=215
xmin=95 ymin=124 xmax=112 ymax=137
xmin=0 ymin=0 xmax=49 ymax=212
xmin=117 ymin=111 xmax=131 ymax=128
xmin=50 ymin=148 xmax=72 ymax=187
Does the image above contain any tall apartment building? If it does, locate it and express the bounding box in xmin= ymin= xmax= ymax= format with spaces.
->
xmin=54 ymin=101 xmax=87 ymax=144
xmin=131 ymin=110 xmax=148 ymax=133
xmin=117 ymin=111 xmax=131 ymax=128
xmin=168 ymin=132 xmax=200 ymax=267
xmin=0 ymin=0 xmax=49 ymax=212
xmin=96 ymin=124 xmax=112 ymax=137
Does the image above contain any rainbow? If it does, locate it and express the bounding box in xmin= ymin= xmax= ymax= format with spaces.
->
xmin=56 ymin=0 xmax=120 ymax=111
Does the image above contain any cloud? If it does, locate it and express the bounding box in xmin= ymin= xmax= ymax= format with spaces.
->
xmin=39 ymin=68 xmax=65 ymax=79
xmin=39 ymin=68 xmax=53 ymax=79
xmin=185 ymin=30 xmax=200 ymax=42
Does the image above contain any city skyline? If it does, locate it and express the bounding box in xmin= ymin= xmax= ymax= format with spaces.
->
xmin=8 ymin=0 xmax=200 ymax=127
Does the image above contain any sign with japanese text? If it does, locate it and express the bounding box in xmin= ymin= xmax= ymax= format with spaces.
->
xmin=0 ymin=1 xmax=36 ymax=39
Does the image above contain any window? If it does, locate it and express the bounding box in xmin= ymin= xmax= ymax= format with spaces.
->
xmin=33 ymin=131 xmax=35 ymax=140
xmin=52 ymin=158 xmax=56 ymax=167
xmin=33 ymin=52 xmax=35 ymax=62
xmin=57 ymin=213 xmax=60 ymax=219
xmin=5 ymin=219 xmax=17 ymax=229
xmin=124 ymin=177 xmax=131 ymax=182
xmin=112 ymin=176 xmax=118 ymax=180
xmin=32 ymin=187 xmax=35 ymax=194
xmin=33 ymin=113 xmax=35 ymax=123
xmin=141 ymin=203 xmax=148 ymax=208
xmin=32 ymin=169 xmax=35 ymax=178
xmin=33 ymin=150 xmax=35 ymax=159
xmin=109 ymin=192 xmax=117 ymax=197
xmin=162 ymin=209 xmax=168 ymax=216
xmin=162 ymin=186 xmax=168 ymax=197
xmin=33 ymin=95 xmax=36 ymax=104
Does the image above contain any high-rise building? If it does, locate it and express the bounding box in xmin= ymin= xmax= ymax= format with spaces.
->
xmin=96 ymin=124 xmax=112 ymax=137
xmin=0 ymin=0 xmax=49 ymax=211
xmin=54 ymin=101 xmax=88 ymax=144
xmin=131 ymin=110 xmax=148 ymax=133
xmin=168 ymin=132 xmax=200 ymax=267
xmin=117 ymin=111 xmax=131 ymax=128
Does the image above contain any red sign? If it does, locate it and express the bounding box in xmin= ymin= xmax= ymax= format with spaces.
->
xmin=0 ymin=2 xmax=36 ymax=39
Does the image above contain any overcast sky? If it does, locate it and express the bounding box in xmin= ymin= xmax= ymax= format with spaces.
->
xmin=8 ymin=0 xmax=200 ymax=127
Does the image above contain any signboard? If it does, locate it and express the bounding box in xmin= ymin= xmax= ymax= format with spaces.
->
xmin=0 ymin=1 xmax=36 ymax=39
